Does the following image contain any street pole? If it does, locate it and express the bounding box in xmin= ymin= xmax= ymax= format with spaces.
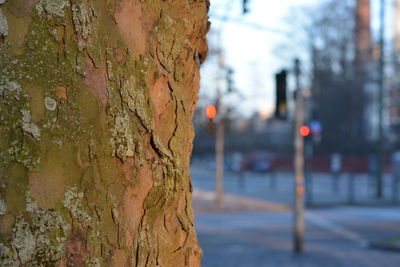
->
xmin=293 ymin=58 xmax=305 ymax=253
xmin=215 ymin=33 xmax=225 ymax=209
xmin=377 ymin=0 xmax=385 ymax=198
xmin=215 ymin=98 xmax=224 ymax=209
xmin=394 ymin=0 xmax=400 ymax=54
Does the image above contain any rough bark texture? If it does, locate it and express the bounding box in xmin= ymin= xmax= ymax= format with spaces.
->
xmin=0 ymin=0 xmax=209 ymax=266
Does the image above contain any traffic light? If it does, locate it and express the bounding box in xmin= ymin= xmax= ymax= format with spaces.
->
xmin=243 ymin=0 xmax=249 ymax=14
xmin=226 ymin=67 xmax=234 ymax=93
xmin=206 ymin=104 xmax=217 ymax=133
xmin=310 ymin=120 xmax=322 ymax=143
xmin=206 ymin=104 xmax=217 ymax=119
xmin=275 ymin=70 xmax=288 ymax=120
xmin=300 ymin=125 xmax=315 ymax=145
xmin=299 ymin=125 xmax=311 ymax=137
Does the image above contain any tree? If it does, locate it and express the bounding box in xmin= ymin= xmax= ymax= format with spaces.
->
xmin=309 ymin=0 xmax=375 ymax=154
xmin=281 ymin=0 xmax=371 ymax=154
xmin=0 ymin=0 xmax=209 ymax=266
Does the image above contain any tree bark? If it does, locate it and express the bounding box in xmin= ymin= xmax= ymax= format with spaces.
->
xmin=0 ymin=0 xmax=209 ymax=266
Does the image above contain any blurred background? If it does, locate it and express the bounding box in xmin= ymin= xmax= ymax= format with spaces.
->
xmin=191 ymin=0 xmax=400 ymax=266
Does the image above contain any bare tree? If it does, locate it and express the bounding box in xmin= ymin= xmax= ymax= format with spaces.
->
xmin=282 ymin=0 xmax=371 ymax=154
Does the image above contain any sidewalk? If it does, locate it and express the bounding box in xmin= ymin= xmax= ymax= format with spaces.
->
xmin=193 ymin=189 xmax=290 ymax=214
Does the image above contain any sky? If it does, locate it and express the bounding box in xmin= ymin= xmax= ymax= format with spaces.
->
xmin=200 ymin=0 xmax=395 ymax=118
xmin=200 ymin=0 xmax=320 ymax=118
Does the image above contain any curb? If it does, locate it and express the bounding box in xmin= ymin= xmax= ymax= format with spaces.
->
xmin=369 ymin=241 xmax=400 ymax=253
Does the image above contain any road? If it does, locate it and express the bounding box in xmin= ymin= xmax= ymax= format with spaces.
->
xmin=196 ymin=211 xmax=400 ymax=267
xmin=191 ymin=166 xmax=398 ymax=206
xmin=192 ymin=166 xmax=400 ymax=266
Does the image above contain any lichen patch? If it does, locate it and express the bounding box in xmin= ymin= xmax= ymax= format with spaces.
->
xmin=0 ymin=195 xmax=70 ymax=266
xmin=71 ymin=2 xmax=96 ymax=51
xmin=35 ymin=0 xmax=70 ymax=17
xmin=0 ymin=8 xmax=8 ymax=37
xmin=0 ymin=197 xmax=7 ymax=215
xmin=11 ymin=217 xmax=36 ymax=263
xmin=20 ymin=109 xmax=41 ymax=140
xmin=64 ymin=186 xmax=93 ymax=227
xmin=109 ymin=110 xmax=135 ymax=161
xmin=44 ymin=96 xmax=57 ymax=111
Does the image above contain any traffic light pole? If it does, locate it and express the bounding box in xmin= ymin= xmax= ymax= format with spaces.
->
xmin=376 ymin=0 xmax=385 ymax=199
xmin=215 ymin=33 xmax=225 ymax=209
xmin=293 ymin=58 xmax=305 ymax=253
xmin=215 ymin=94 xmax=224 ymax=209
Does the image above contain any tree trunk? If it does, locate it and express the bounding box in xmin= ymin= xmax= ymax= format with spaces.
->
xmin=0 ymin=0 xmax=209 ymax=266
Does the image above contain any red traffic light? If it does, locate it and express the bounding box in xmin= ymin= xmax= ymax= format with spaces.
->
xmin=206 ymin=105 xmax=217 ymax=119
xmin=299 ymin=125 xmax=311 ymax=137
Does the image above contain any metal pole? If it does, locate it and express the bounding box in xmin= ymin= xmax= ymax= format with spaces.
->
xmin=215 ymin=96 xmax=224 ymax=209
xmin=305 ymin=171 xmax=313 ymax=207
xmin=215 ymin=34 xmax=225 ymax=209
xmin=294 ymin=58 xmax=305 ymax=253
xmin=376 ymin=0 xmax=385 ymax=198
xmin=304 ymin=132 xmax=313 ymax=206
xmin=393 ymin=0 xmax=400 ymax=53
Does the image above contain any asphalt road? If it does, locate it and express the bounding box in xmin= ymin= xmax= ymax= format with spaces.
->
xmin=196 ymin=211 xmax=400 ymax=267
xmin=192 ymin=166 xmax=400 ymax=266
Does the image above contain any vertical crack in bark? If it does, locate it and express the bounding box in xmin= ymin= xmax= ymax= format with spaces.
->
xmin=144 ymin=252 xmax=150 ymax=267
xmin=155 ymin=43 xmax=169 ymax=73
xmin=167 ymin=94 xmax=179 ymax=157
xmin=163 ymin=213 xmax=169 ymax=234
